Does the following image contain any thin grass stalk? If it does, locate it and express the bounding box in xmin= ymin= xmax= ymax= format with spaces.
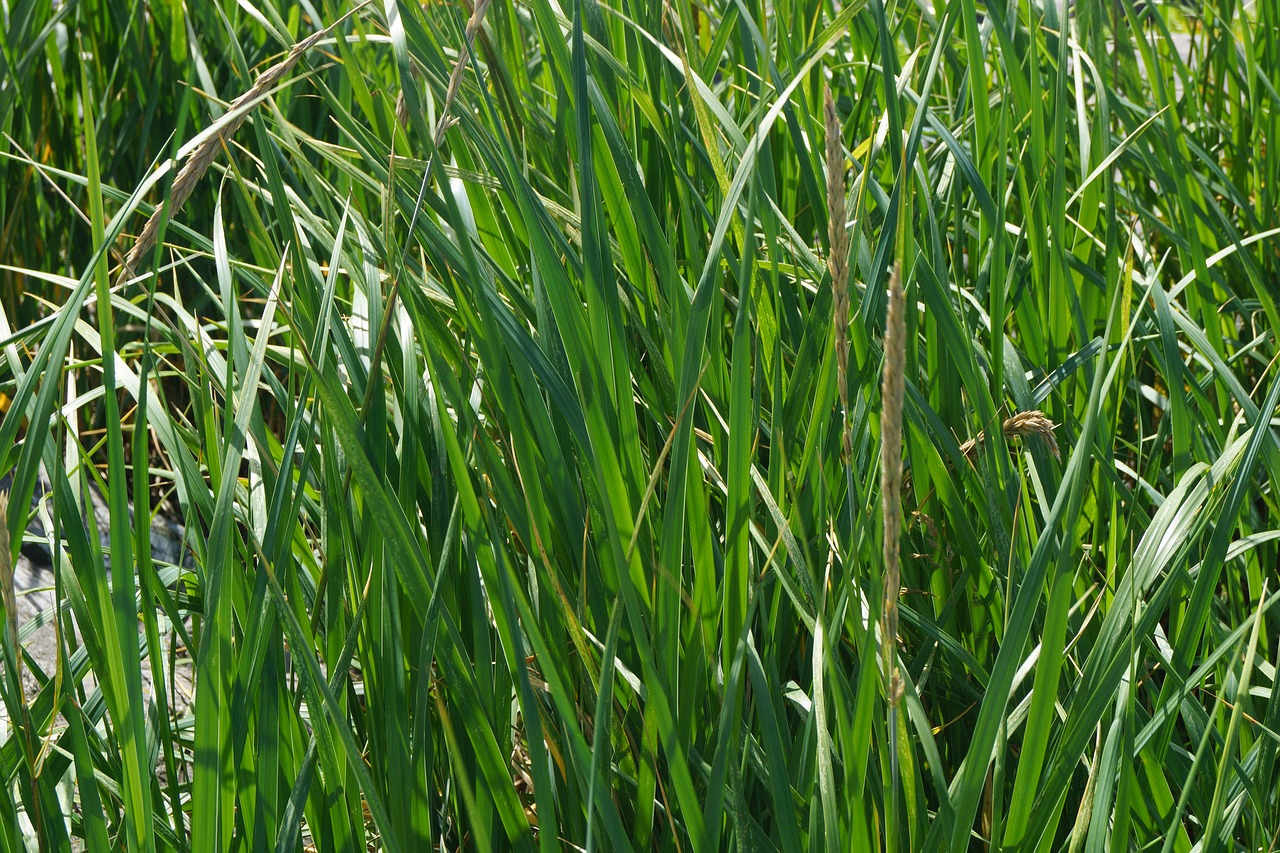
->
xmin=366 ymin=0 xmax=492 ymax=417
xmin=358 ymin=0 xmax=492 ymax=455
xmin=880 ymin=261 xmax=905 ymax=847
xmin=433 ymin=0 xmax=492 ymax=144
xmin=315 ymin=0 xmax=492 ymax=630
xmin=0 ymin=493 xmax=15 ymax=687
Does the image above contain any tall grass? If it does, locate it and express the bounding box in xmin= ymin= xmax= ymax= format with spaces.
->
xmin=1 ymin=0 xmax=1279 ymax=849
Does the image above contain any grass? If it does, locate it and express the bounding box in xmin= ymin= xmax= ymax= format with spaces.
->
xmin=1 ymin=0 xmax=1279 ymax=849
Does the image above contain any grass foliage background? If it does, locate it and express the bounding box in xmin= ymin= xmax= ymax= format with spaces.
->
xmin=2 ymin=0 xmax=1280 ymax=849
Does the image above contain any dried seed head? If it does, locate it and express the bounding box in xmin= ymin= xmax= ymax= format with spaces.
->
xmin=396 ymin=90 xmax=410 ymax=129
xmin=880 ymin=262 xmax=906 ymax=709
xmin=120 ymin=6 xmax=370 ymax=285
xmin=824 ymin=87 xmax=850 ymax=296
xmin=825 ymin=85 xmax=852 ymax=453
xmin=433 ymin=0 xmax=492 ymax=144
xmin=1002 ymin=410 xmax=1060 ymax=458
xmin=960 ymin=410 xmax=1060 ymax=460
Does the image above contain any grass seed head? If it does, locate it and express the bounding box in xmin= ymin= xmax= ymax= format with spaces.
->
xmin=960 ymin=410 xmax=1060 ymax=460
xmin=120 ymin=8 xmax=366 ymax=284
xmin=825 ymin=84 xmax=852 ymax=449
xmin=1002 ymin=410 xmax=1060 ymax=458
xmin=880 ymin=262 xmax=906 ymax=708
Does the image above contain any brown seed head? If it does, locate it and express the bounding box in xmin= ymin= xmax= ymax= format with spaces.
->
xmin=120 ymin=6 xmax=371 ymax=285
xmin=824 ymin=85 xmax=852 ymax=441
xmin=960 ymin=410 xmax=1060 ymax=460
xmin=880 ymin=262 xmax=906 ymax=709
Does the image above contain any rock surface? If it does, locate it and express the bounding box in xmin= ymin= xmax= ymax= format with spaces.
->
xmin=1 ymin=470 xmax=195 ymax=726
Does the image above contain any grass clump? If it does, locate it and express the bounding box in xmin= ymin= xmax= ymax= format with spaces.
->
xmin=1 ymin=0 xmax=1279 ymax=850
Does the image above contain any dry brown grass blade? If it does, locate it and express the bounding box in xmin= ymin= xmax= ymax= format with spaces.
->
xmin=118 ymin=4 xmax=371 ymax=284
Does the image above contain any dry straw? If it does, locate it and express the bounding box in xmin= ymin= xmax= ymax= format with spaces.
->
xmin=880 ymin=262 xmax=905 ymax=709
xmin=824 ymin=84 xmax=851 ymax=460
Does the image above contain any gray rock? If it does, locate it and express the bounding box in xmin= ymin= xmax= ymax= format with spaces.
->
xmin=1 ymin=468 xmax=195 ymax=725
